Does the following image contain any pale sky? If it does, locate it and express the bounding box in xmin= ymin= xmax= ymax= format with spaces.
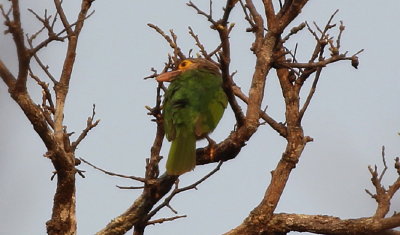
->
xmin=1 ymin=1 xmax=399 ymax=234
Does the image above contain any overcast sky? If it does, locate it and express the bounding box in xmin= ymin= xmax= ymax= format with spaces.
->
xmin=1 ymin=0 xmax=399 ymax=234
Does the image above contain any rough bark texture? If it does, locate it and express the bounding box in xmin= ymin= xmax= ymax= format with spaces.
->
xmin=0 ymin=1 xmax=94 ymax=234
xmin=1 ymin=0 xmax=399 ymax=235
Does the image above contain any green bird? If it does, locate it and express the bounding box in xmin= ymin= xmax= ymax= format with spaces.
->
xmin=156 ymin=58 xmax=228 ymax=175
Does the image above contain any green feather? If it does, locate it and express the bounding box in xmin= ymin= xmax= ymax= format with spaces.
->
xmin=166 ymin=128 xmax=196 ymax=175
xmin=162 ymin=59 xmax=228 ymax=175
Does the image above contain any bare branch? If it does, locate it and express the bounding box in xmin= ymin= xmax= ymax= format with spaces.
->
xmin=0 ymin=4 xmax=12 ymax=23
xmin=53 ymin=0 xmax=94 ymax=147
xmin=281 ymin=53 xmax=354 ymax=68
xmin=275 ymin=0 xmax=309 ymax=34
xmin=365 ymin=146 xmax=400 ymax=219
xmin=188 ymin=26 xmax=209 ymax=59
xmin=187 ymin=1 xmax=245 ymax=126
xmin=262 ymin=0 xmax=276 ymax=30
xmin=28 ymin=8 xmax=94 ymax=56
xmin=396 ymin=156 xmax=400 ymax=174
xmin=146 ymin=162 xmax=223 ymax=220
xmin=280 ymin=22 xmax=306 ymax=45
xmin=0 ymin=59 xmax=16 ymax=88
xmin=80 ymin=158 xmax=146 ymax=183
xmin=245 ymin=0 xmax=264 ymax=52
xmin=26 ymin=35 xmax=58 ymax=84
xmin=116 ymin=185 xmax=145 ymax=190
xmin=336 ymin=20 xmax=345 ymax=51
xmin=232 ymin=85 xmax=287 ymax=137
xmin=143 ymin=67 xmax=158 ymax=80
xmin=222 ymin=0 xmax=240 ymax=25
xmin=28 ymin=68 xmax=55 ymax=113
xmin=74 ymin=0 xmax=94 ymax=35
xmin=5 ymin=0 xmax=30 ymax=92
xmin=239 ymin=0 xmax=256 ymax=32
xmin=147 ymin=215 xmax=187 ymax=226
xmin=144 ymin=83 xmax=165 ymax=180
xmin=71 ymin=104 xmax=100 ymax=151
xmin=298 ymin=67 xmax=322 ymax=120
xmin=265 ymin=213 xmax=400 ymax=234
xmin=187 ymin=1 xmax=217 ymax=25
xmin=53 ymin=0 xmax=73 ymax=36
xmin=97 ymin=174 xmax=178 ymax=235
xmin=379 ymin=146 xmax=389 ymax=182
xmin=147 ymin=23 xmax=185 ymax=61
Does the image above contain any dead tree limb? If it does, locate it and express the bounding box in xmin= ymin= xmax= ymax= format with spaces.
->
xmin=0 ymin=1 xmax=95 ymax=234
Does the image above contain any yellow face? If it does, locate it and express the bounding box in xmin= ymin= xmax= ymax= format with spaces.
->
xmin=177 ymin=59 xmax=194 ymax=71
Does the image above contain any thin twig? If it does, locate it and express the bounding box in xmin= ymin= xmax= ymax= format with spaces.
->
xmin=26 ymin=38 xmax=58 ymax=83
xmin=187 ymin=1 xmax=217 ymax=25
xmin=143 ymin=68 xmax=158 ymax=80
xmin=80 ymin=157 xmax=146 ymax=183
xmin=365 ymin=146 xmax=400 ymax=218
xmin=187 ymin=1 xmax=245 ymax=126
xmin=144 ymin=82 xmax=165 ymax=180
xmin=232 ymin=85 xmax=287 ymax=137
xmin=147 ymin=23 xmax=185 ymax=60
xmin=281 ymin=54 xmax=354 ymax=68
xmin=28 ymin=68 xmax=55 ymax=113
xmin=379 ymin=146 xmax=388 ymax=182
xmin=280 ymin=22 xmax=306 ymax=45
xmin=71 ymin=104 xmax=100 ymax=151
xmin=146 ymin=162 xmax=223 ymax=220
xmin=147 ymin=215 xmax=187 ymax=226
xmin=298 ymin=67 xmax=322 ymax=120
xmin=239 ymin=0 xmax=256 ymax=32
xmin=116 ymin=185 xmax=145 ymax=190
xmin=188 ymin=26 xmax=209 ymax=59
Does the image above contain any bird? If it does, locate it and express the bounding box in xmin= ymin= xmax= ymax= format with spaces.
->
xmin=156 ymin=58 xmax=228 ymax=175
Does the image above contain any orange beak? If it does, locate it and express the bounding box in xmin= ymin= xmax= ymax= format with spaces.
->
xmin=156 ymin=70 xmax=182 ymax=82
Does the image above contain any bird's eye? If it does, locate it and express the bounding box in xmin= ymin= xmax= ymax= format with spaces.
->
xmin=178 ymin=60 xmax=192 ymax=70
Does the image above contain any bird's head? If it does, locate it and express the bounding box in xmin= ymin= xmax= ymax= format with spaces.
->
xmin=156 ymin=58 xmax=220 ymax=82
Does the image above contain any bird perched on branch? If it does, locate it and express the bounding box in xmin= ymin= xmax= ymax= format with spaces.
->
xmin=157 ymin=58 xmax=228 ymax=175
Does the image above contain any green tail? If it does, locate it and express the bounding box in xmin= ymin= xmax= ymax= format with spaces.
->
xmin=166 ymin=131 xmax=196 ymax=175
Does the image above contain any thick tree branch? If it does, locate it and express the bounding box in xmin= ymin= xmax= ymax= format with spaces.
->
xmin=245 ymin=0 xmax=264 ymax=52
xmin=7 ymin=0 xmax=30 ymax=92
xmin=262 ymin=0 xmax=276 ymax=30
xmin=3 ymin=1 xmax=398 ymax=235
xmin=53 ymin=0 xmax=73 ymax=36
xmin=47 ymin=1 xmax=95 ymax=233
xmin=225 ymin=2 xmax=313 ymax=235
xmin=275 ymin=0 xmax=309 ymax=34
xmin=266 ymin=213 xmax=400 ymax=234
xmin=0 ymin=59 xmax=16 ymax=88
xmin=0 ymin=1 xmax=95 ymax=234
